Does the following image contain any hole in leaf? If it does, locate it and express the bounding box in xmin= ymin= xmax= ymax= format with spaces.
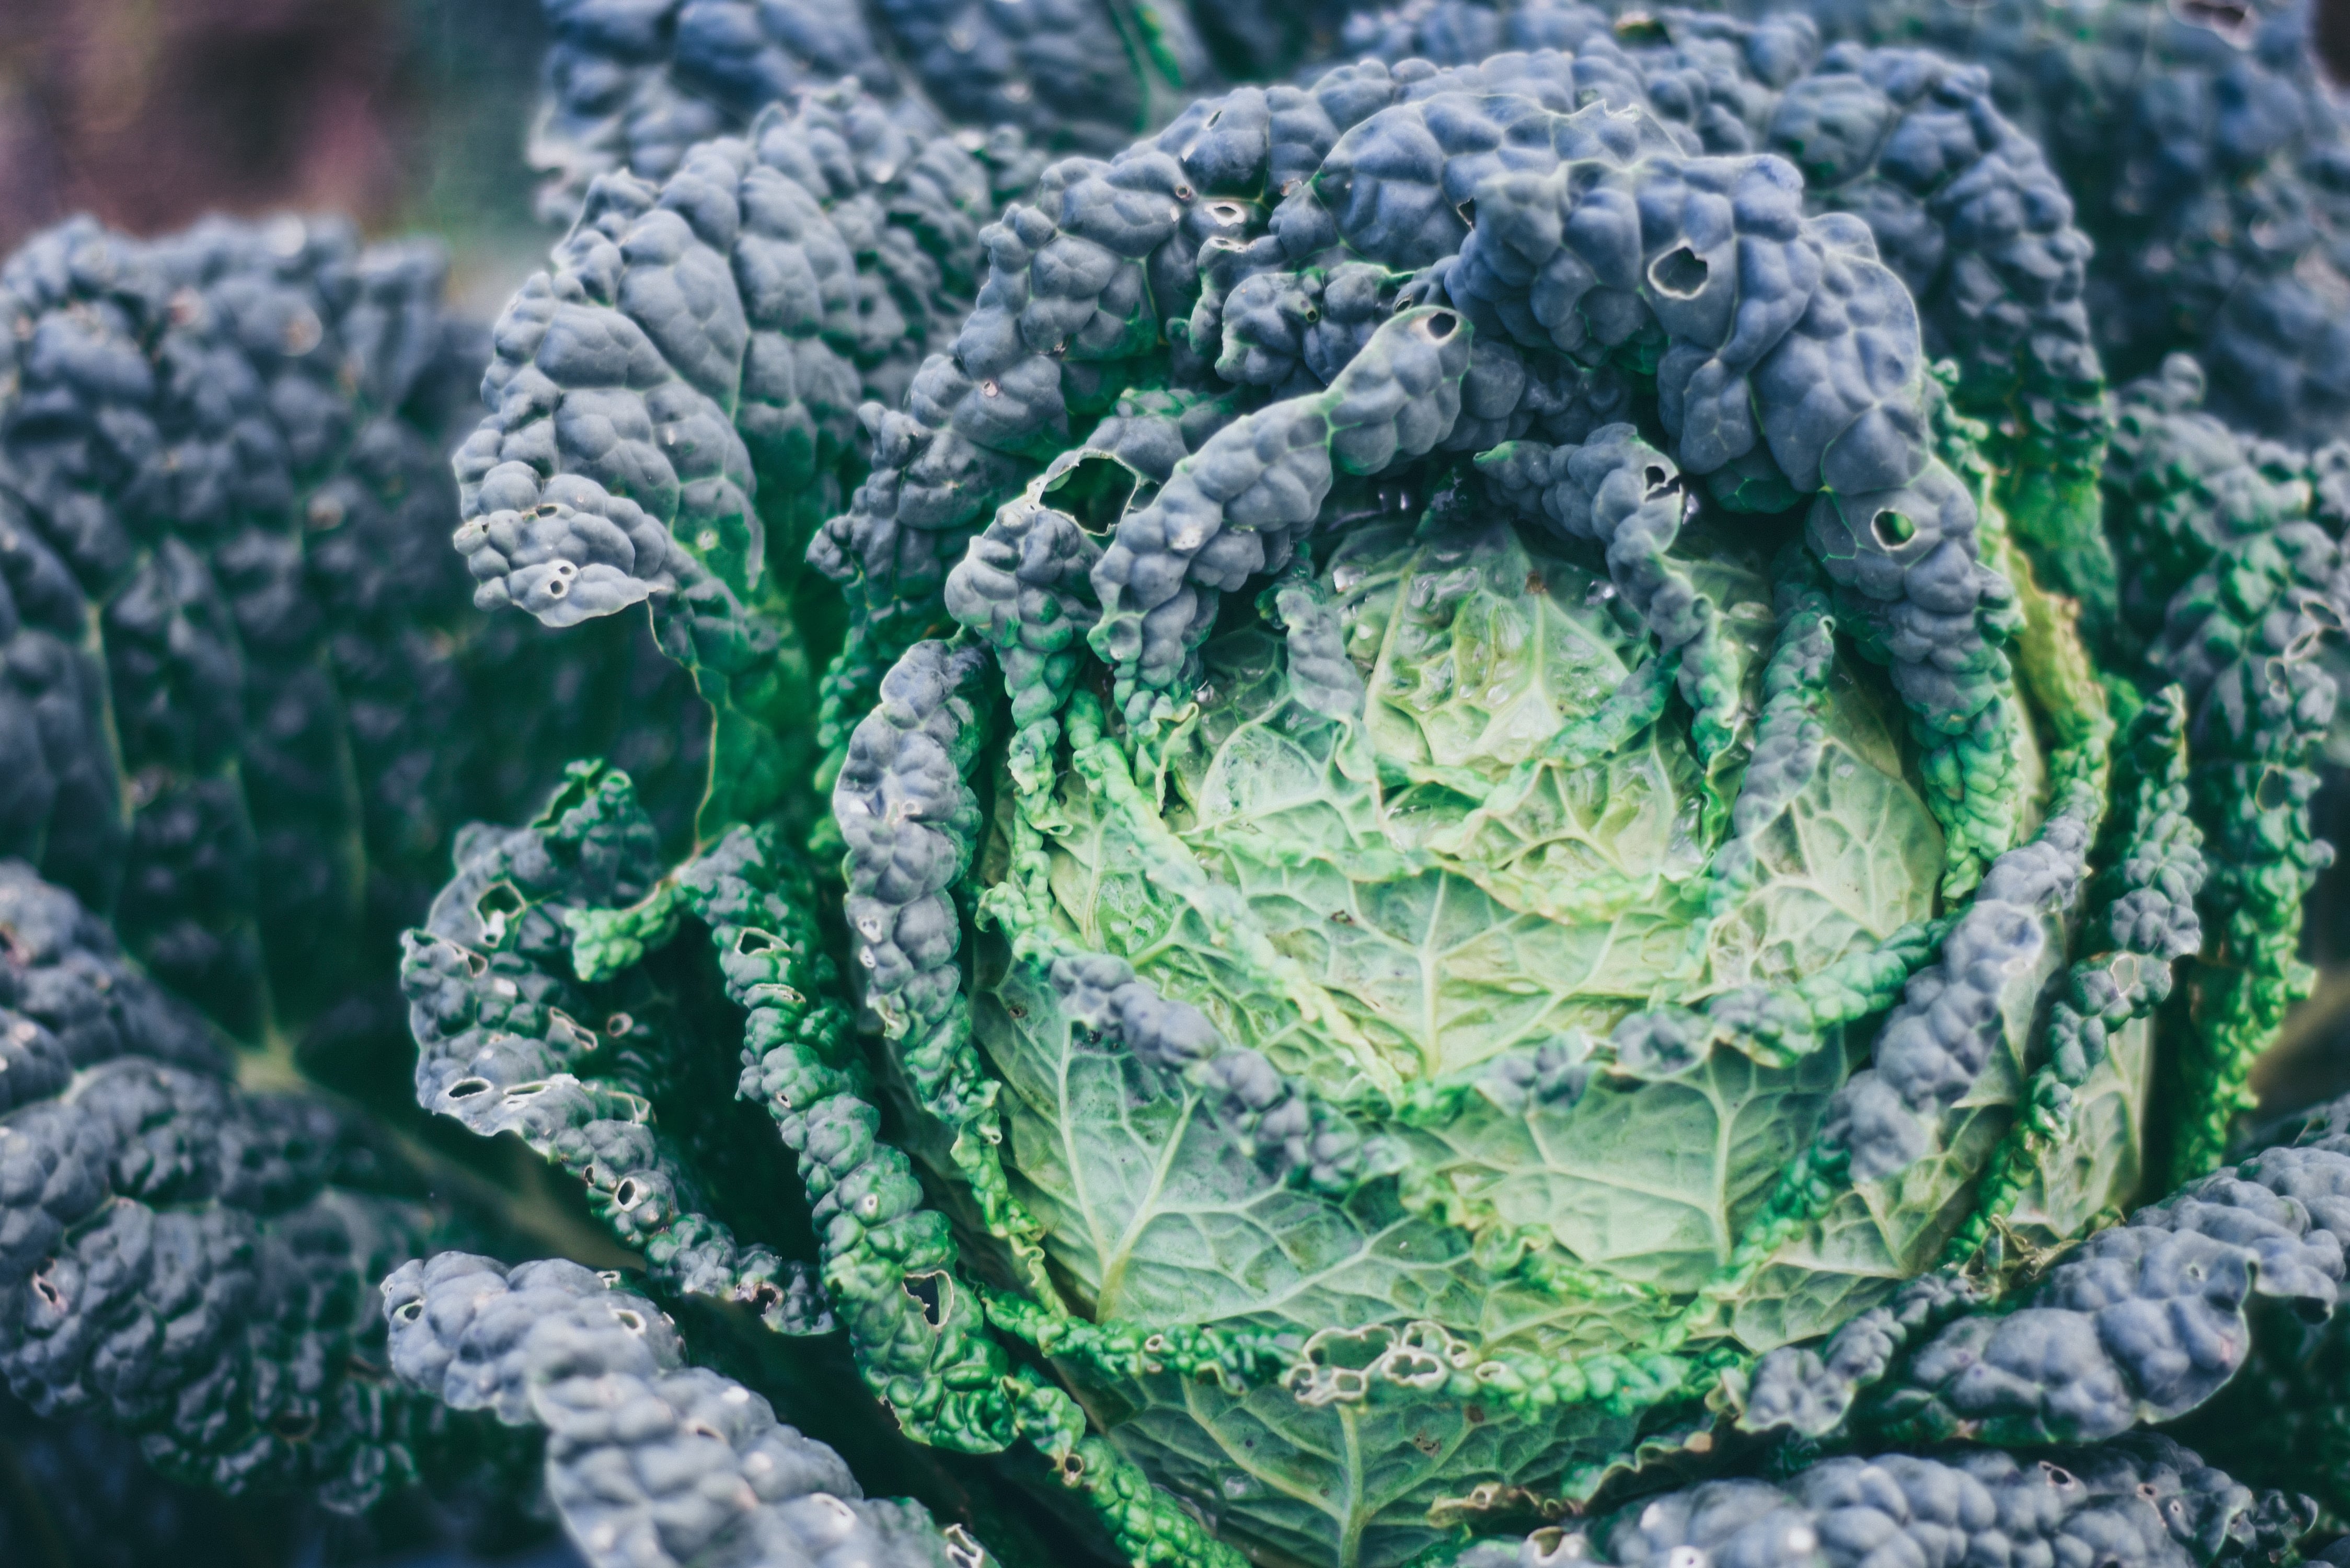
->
xmin=1421 ymin=310 xmax=1458 ymax=340
xmin=614 ymin=1309 xmax=646 ymax=1334
xmin=448 ymin=1078 xmax=492 ymax=1100
xmin=475 ymin=881 xmax=525 ymax=944
xmin=1872 ymin=509 xmax=1917 ymax=548
xmin=614 ymin=1179 xmax=640 ymax=1209
xmin=2170 ymin=0 xmax=2254 ymax=45
xmin=1044 ymin=455 xmax=1141 ymax=536
xmin=736 ymin=929 xmax=777 ymax=956
xmin=270 ymin=1410 xmax=318 ymax=1442
xmin=749 ymin=1282 xmax=783 ymax=1311
xmin=395 ymin=1299 xmax=423 ymax=1323
xmin=944 ymin=1524 xmax=988 ymax=1568
xmin=1455 ymin=198 xmax=1476 ymax=228
xmin=904 ymin=1271 xmax=950 ymax=1328
xmin=605 ymin=1012 xmax=634 ymax=1036
xmin=2040 ymin=1461 xmax=2076 ymax=1488
xmin=1648 ymin=246 xmax=1709 ymax=298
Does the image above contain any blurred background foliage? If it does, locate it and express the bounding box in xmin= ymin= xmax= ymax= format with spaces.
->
xmin=0 ymin=0 xmax=552 ymax=318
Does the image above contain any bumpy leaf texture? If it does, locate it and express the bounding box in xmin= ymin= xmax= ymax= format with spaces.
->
xmin=1712 ymin=0 xmax=2350 ymax=447
xmin=0 ymin=860 xmax=448 ymax=1507
xmin=458 ymin=85 xmax=1038 ymax=830
xmin=0 ymin=213 xmax=705 ymax=1046
xmin=1419 ymin=1435 xmax=2314 ymax=1567
xmin=382 ymin=1253 xmax=982 ymax=1568
xmin=527 ymin=0 xmax=1364 ymax=222
xmin=448 ymin=10 xmax=2350 ymax=1568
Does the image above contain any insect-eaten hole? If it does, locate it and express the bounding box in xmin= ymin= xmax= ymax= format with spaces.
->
xmin=747 ymin=1281 xmax=784 ymax=1312
xmin=2039 ymin=1461 xmax=2076 ymax=1489
xmin=736 ymin=929 xmax=777 ymax=956
xmin=1872 ymin=508 xmax=1917 ymax=548
xmin=944 ymin=1524 xmax=988 ymax=1568
xmin=613 ymin=1178 xmax=641 ymax=1209
xmin=2257 ymin=765 xmax=2295 ymax=812
xmin=447 ymin=1077 xmax=493 ymax=1100
xmin=1420 ymin=310 xmax=1459 ymax=340
xmin=614 ymin=1309 xmax=647 ymax=1334
xmin=30 ymin=1260 xmax=62 ymax=1311
xmin=395 ymin=1299 xmax=423 ymax=1323
xmin=1648 ymin=246 xmax=1709 ymax=299
xmin=475 ymin=880 xmax=525 ymax=943
xmin=1455 ymin=198 xmax=1476 ymax=228
xmin=2170 ymin=0 xmax=2255 ymax=46
xmin=604 ymin=1012 xmax=634 ymax=1036
xmin=1641 ymin=464 xmax=1683 ymax=502
xmin=903 ymin=1270 xmax=951 ymax=1329
xmin=1045 ymin=454 xmax=1140 ymax=536
xmin=270 ymin=1409 xmax=319 ymax=1442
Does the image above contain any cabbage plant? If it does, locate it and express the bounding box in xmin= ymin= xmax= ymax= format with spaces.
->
xmin=11 ymin=4 xmax=2350 ymax=1568
xmin=430 ymin=9 xmax=2350 ymax=1565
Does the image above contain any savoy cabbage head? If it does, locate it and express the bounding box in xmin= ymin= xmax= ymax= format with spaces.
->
xmin=14 ymin=2 xmax=2350 ymax=1567
xmin=428 ymin=2 xmax=2350 ymax=1562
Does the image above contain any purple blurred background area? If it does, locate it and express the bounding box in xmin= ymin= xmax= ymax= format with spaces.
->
xmin=0 ymin=0 xmax=556 ymax=316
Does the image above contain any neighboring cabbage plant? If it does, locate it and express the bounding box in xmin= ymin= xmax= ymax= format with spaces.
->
xmin=0 ymin=212 xmax=704 ymax=1052
xmin=527 ymin=0 xmax=1355 ymax=222
xmin=1714 ymin=0 xmax=2350 ymax=445
xmin=0 ymin=207 xmax=716 ymax=1543
xmin=446 ymin=22 xmax=2350 ymax=1567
